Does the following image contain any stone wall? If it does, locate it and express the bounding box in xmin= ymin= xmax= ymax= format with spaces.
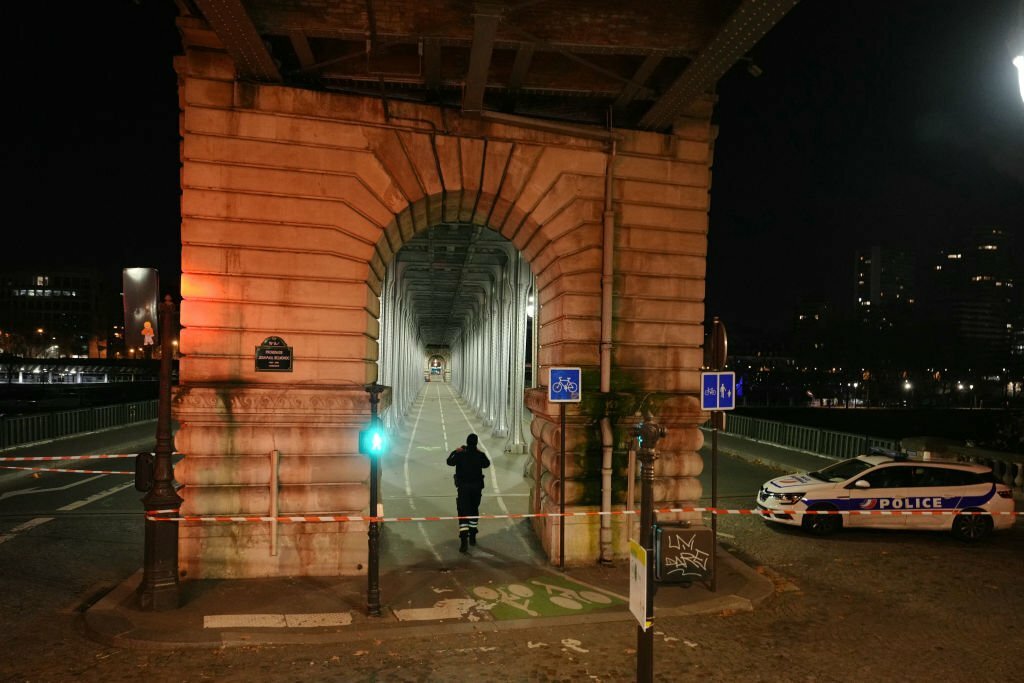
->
xmin=173 ymin=28 xmax=713 ymax=575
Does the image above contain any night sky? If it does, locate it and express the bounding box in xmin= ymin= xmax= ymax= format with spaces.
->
xmin=4 ymin=1 xmax=1023 ymax=339
xmin=709 ymin=0 xmax=1024 ymax=342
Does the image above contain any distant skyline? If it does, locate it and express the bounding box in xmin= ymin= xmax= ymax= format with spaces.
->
xmin=708 ymin=0 xmax=1024 ymax=340
xmin=3 ymin=1 xmax=1023 ymax=339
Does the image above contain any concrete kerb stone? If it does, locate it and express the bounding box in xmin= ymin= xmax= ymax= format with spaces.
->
xmin=83 ymin=546 xmax=774 ymax=650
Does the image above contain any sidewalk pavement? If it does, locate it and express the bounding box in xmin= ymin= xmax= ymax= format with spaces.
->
xmin=84 ymin=433 xmax=819 ymax=651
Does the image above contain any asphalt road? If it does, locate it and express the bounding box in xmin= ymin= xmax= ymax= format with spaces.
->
xmin=0 ymin=422 xmax=155 ymax=639
xmin=1 ymin=410 xmax=1021 ymax=681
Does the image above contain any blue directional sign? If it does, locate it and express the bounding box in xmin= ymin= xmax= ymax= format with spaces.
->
xmin=548 ymin=367 xmax=582 ymax=403
xmin=701 ymin=371 xmax=735 ymax=411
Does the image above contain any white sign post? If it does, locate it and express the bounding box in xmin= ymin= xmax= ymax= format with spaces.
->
xmin=629 ymin=540 xmax=650 ymax=631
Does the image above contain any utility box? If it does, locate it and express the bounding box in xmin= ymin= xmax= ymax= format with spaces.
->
xmin=654 ymin=523 xmax=714 ymax=584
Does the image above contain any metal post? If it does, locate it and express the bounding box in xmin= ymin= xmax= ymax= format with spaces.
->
xmin=711 ymin=411 xmax=721 ymax=592
xmin=139 ymin=295 xmax=182 ymax=611
xmin=709 ymin=317 xmax=727 ymax=593
xmin=634 ymin=416 xmax=666 ymax=683
xmin=365 ymin=382 xmax=384 ymax=617
xmin=559 ymin=402 xmax=566 ymax=570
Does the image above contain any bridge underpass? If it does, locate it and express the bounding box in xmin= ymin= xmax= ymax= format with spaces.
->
xmin=169 ymin=0 xmax=798 ymax=581
xmin=375 ymin=222 xmax=540 ymax=566
xmin=378 ymin=223 xmax=534 ymax=455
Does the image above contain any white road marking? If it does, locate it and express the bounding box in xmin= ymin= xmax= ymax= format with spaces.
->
xmin=527 ymin=641 xmax=548 ymax=649
xmin=204 ymin=613 xmax=352 ymax=628
xmin=561 ymin=638 xmax=589 ymax=653
xmin=400 ymin=385 xmax=442 ymax=564
xmin=445 ymin=383 xmax=533 ymax=555
xmin=393 ymin=598 xmax=478 ymax=622
xmin=0 ymin=474 xmax=106 ymax=501
xmin=0 ymin=517 xmax=55 ymax=545
xmin=59 ymin=481 xmax=135 ymax=511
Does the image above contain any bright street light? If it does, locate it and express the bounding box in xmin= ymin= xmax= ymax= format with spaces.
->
xmin=1014 ymin=1 xmax=1024 ymax=103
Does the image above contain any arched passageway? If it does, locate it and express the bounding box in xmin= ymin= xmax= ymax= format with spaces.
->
xmin=374 ymin=224 xmax=537 ymax=565
xmin=380 ymin=224 xmax=532 ymax=451
xmin=172 ymin=36 xmax=713 ymax=579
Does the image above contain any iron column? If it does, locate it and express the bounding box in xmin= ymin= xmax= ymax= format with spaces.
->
xmin=139 ymin=295 xmax=183 ymax=611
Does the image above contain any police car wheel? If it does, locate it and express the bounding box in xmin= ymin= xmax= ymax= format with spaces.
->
xmin=951 ymin=511 xmax=993 ymax=543
xmin=800 ymin=505 xmax=842 ymax=536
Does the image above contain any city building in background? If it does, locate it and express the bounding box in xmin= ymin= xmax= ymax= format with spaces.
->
xmin=0 ymin=269 xmax=116 ymax=358
xmin=854 ymin=246 xmax=915 ymax=330
xmin=927 ymin=226 xmax=1016 ymax=377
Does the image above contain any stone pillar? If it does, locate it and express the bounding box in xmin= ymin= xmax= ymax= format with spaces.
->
xmin=174 ymin=387 xmax=379 ymax=578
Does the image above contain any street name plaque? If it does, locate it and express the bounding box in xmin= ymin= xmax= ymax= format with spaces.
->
xmin=255 ymin=336 xmax=293 ymax=372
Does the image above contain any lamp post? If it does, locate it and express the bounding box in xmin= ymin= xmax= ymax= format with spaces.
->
xmin=1013 ymin=1 xmax=1024 ymax=103
xmin=632 ymin=415 xmax=666 ymax=683
xmin=363 ymin=382 xmax=387 ymax=617
xmin=139 ymin=295 xmax=182 ymax=610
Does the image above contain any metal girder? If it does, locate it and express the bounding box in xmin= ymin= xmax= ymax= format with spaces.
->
xmin=423 ymin=37 xmax=442 ymax=93
xmin=394 ymin=224 xmax=512 ymax=346
xmin=463 ymin=2 xmax=504 ymax=113
xmin=614 ymin=53 xmax=664 ymax=110
xmin=503 ymin=42 xmax=535 ymax=111
xmin=639 ymin=0 xmax=798 ymax=130
xmin=287 ymin=30 xmax=316 ymax=70
xmin=193 ymin=0 xmax=282 ymax=82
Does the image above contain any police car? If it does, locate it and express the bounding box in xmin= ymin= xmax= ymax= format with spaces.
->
xmin=756 ymin=453 xmax=1016 ymax=541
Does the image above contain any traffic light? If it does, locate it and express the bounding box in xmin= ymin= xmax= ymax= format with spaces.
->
xmin=359 ymin=421 xmax=389 ymax=456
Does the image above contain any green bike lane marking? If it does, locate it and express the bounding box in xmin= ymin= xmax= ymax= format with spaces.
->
xmin=470 ymin=574 xmax=624 ymax=620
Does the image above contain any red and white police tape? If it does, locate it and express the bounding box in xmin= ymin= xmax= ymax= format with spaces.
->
xmin=5 ymin=455 xmax=1016 ymax=523
xmin=144 ymin=507 xmax=1021 ymax=523
xmin=0 ymin=454 xmax=139 ymax=461
xmin=0 ymin=453 xmax=163 ymax=475
xmin=0 ymin=465 xmax=133 ymax=475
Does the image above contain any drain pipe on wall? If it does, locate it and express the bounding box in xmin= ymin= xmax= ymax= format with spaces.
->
xmin=599 ymin=139 xmax=617 ymax=565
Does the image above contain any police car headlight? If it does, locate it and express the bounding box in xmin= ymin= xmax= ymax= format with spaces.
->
xmin=777 ymin=492 xmax=805 ymax=505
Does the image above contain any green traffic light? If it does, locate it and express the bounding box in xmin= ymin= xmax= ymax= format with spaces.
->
xmin=359 ymin=424 xmax=388 ymax=456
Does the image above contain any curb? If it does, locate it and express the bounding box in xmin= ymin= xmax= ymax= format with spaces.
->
xmin=83 ymin=548 xmax=776 ymax=650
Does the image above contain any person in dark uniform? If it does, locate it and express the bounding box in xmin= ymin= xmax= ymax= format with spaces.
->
xmin=446 ymin=433 xmax=490 ymax=553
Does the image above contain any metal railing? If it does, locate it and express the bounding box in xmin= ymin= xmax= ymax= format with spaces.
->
xmin=721 ymin=413 xmax=1024 ymax=495
xmin=724 ymin=413 xmax=899 ymax=460
xmin=0 ymin=400 xmax=157 ymax=450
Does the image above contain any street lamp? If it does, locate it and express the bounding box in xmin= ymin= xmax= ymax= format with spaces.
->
xmin=360 ymin=382 xmax=389 ymax=617
xmin=1015 ymin=55 xmax=1024 ymax=103
xmin=632 ymin=414 xmax=667 ymax=683
xmin=1013 ymin=1 xmax=1024 ymax=103
xmin=139 ymin=295 xmax=183 ymax=610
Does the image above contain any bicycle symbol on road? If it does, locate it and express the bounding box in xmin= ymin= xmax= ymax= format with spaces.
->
xmin=471 ymin=578 xmax=616 ymax=619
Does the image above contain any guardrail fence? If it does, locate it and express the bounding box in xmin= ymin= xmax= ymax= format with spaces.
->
xmin=723 ymin=414 xmax=899 ymax=459
xmin=0 ymin=400 xmax=158 ymax=450
xmin=719 ymin=413 xmax=1024 ymax=495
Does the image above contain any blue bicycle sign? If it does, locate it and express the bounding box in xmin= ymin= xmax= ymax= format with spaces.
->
xmin=548 ymin=367 xmax=582 ymax=403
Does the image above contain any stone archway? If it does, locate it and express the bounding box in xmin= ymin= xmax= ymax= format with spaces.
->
xmin=172 ymin=40 xmax=713 ymax=579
